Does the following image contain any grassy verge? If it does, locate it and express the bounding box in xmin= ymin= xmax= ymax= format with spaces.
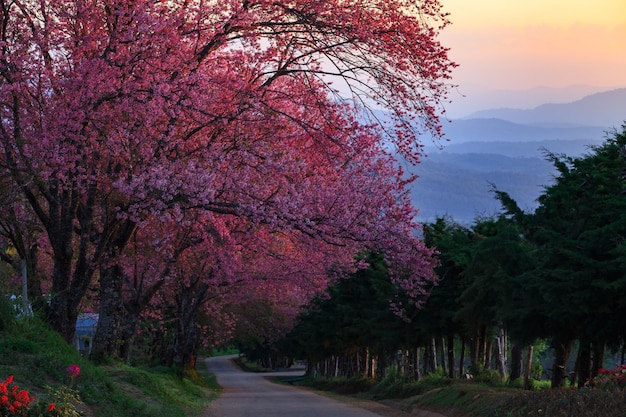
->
xmin=294 ymin=370 xmax=626 ymax=417
xmin=0 ymin=315 xmax=219 ymax=417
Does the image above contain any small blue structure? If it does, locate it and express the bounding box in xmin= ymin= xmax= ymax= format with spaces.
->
xmin=74 ymin=313 xmax=98 ymax=355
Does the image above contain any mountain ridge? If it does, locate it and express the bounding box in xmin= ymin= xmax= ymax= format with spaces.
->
xmin=464 ymin=88 xmax=626 ymax=127
xmin=412 ymin=89 xmax=625 ymax=224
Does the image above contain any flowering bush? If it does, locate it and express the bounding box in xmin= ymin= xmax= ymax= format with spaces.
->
xmin=29 ymin=386 xmax=82 ymax=417
xmin=65 ymin=366 xmax=80 ymax=390
xmin=0 ymin=375 xmax=34 ymax=417
xmin=586 ymin=364 xmax=626 ymax=389
xmin=0 ymin=372 xmax=82 ymax=417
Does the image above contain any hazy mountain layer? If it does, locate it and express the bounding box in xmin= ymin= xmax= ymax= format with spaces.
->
xmin=465 ymin=88 xmax=626 ymax=127
xmin=412 ymin=88 xmax=625 ymax=224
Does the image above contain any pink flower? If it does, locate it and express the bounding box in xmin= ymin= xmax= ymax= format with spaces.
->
xmin=67 ymin=364 xmax=81 ymax=377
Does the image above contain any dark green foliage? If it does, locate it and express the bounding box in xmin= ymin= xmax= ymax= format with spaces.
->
xmin=493 ymin=123 xmax=626 ymax=386
xmin=420 ymin=217 xmax=472 ymax=338
xmin=488 ymin=388 xmax=626 ymax=417
xmin=282 ymin=253 xmax=413 ymax=376
xmin=0 ymin=296 xmax=16 ymax=331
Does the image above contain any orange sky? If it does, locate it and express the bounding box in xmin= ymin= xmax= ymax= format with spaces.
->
xmin=440 ymin=0 xmax=626 ymax=95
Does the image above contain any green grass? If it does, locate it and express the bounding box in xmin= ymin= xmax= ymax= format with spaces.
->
xmin=301 ymin=369 xmax=626 ymax=417
xmin=0 ymin=314 xmax=219 ymax=417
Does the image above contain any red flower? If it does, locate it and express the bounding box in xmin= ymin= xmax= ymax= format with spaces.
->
xmin=48 ymin=403 xmax=57 ymax=412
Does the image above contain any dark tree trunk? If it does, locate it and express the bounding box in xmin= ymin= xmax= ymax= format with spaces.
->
xmin=510 ymin=344 xmax=523 ymax=382
xmin=171 ymin=281 xmax=209 ymax=370
xmin=485 ymin=339 xmax=494 ymax=371
xmin=459 ymin=338 xmax=466 ymax=377
xmin=523 ymin=345 xmax=534 ymax=390
xmin=551 ymin=338 xmax=573 ymax=388
xmin=468 ymin=335 xmax=477 ymax=373
xmin=495 ymin=326 xmax=507 ymax=378
xmin=90 ymin=220 xmax=136 ymax=363
xmin=591 ymin=342 xmax=605 ymax=378
xmin=413 ymin=347 xmax=421 ymax=381
xmin=119 ymin=311 xmax=139 ymax=364
xmin=46 ymin=184 xmax=101 ymax=344
xmin=576 ymin=340 xmax=591 ymax=388
xmin=447 ymin=334 xmax=455 ymax=378
xmin=437 ymin=337 xmax=447 ymax=375
xmin=48 ymin=246 xmax=78 ymax=343
xmin=424 ymin=337 xmax=437 ymax=374
xmin=119 ymin=278 xmax=165 ymax=364
xmin=91 ymin=263 xmax=125 ymax=362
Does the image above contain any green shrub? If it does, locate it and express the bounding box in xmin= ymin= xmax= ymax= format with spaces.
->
xmin=0 ymin=296 xmax=16 ymax=331
xmin=474 ymin=369 xmax=504 ymax=386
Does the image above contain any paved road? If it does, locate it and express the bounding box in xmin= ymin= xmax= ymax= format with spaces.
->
xmin=202 ymin=355 xmax=388 ymax=417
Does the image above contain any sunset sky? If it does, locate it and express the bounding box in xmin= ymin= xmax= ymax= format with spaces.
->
xmin=439 ymin=0 xmax=626 ymax=115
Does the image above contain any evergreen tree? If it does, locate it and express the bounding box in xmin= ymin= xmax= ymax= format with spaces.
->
xmin=495 ymin=124 xmax=626 ymax=387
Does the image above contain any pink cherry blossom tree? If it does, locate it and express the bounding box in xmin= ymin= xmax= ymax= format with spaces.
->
xmin=0 ymin=0 xmax=453 ymax=350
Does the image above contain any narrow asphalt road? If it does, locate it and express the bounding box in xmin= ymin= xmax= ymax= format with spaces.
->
xmin=202 ymin=355 xmax=393 ymax=417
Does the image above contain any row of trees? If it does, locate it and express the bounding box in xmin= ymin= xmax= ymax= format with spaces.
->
xmin=0 ymin=0 xmax=453 ymax=369
xmin=275 ymin=125 xmax=626 ymax=389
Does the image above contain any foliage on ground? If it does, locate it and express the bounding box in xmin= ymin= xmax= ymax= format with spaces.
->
xmin=0 ymin=311 xmax=219 ymax=417
xmin=483 ymin=388 xmax=626 ymax=417
xmin=304 ymin=370 xmax=626 ymax=417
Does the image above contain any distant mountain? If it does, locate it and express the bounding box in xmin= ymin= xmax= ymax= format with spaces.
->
xmin=411 ymin=90 xmax=622 ymax=223
xmin=409 ymin=152 xmax=556 ymax=224
xmin=439 ymin=118 xmax=606 ymax=145
xmin=436 ymin=139 xmax=604 ymax=158
xmin=445 ymin=84 xmax=612 ymax=119
xmin=385 ymin=89 xmax=623 ymax=224
xmin=465 ymin=88 xmax=626 ymax=128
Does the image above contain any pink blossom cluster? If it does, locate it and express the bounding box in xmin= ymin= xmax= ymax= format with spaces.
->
xmin=67 ymin=365 xmax=81 ymax=378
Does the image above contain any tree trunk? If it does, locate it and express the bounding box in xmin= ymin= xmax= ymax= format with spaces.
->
xmin=495 ymin=326 xmax=507 ymax=379
xmin=171 ymin=281 xmax=209 ymax=370
xmin=591 ymin=342 xmax=605 ymax=378
xmin=91 ymin=263 xmax=125 ymax=362
xmin=424 ymin=337 xmax=437 ymax=374
xmin=459 ymin=338 xmax=466 ymax=377
xmin=576 ymin=340 xmax=591 ymax=388
xmin=119 ymin=278 xmax=165 ymax=364
xmin=551 ymin=338 xmax=573 ymax=388
xmin=469 ymin=335 xmax=478 ymax=373
xmin=119 ymin=312 xmax=139 ymax=365
xmin=485 ymin=338 xmax=494 ymax=371
xmin=447 ymin=334 xmax=455 ymax=378
xmin=48 ymin=255 xmax=78 ymax=344
xmin=413 ymin=347 xmax=421 ymax=381
xmin=510 ymin=344 xmax=523 ymax=382
xmin=90 ymin=220 xmax=136 ymax=363
xmin=438 ymin=337 xmax=447 ymax=375
xmin=523 ymin=345 xmax=534 ymax=390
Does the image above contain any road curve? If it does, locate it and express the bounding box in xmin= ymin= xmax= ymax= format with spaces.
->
xmin=202 ymin=355 xmax=389 ymax=417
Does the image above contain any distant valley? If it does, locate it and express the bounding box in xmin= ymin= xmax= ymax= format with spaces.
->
xmin=411 ymin=88 xmax=626 ymax=225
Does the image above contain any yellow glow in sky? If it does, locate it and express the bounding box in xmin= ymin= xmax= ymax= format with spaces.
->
xmin=439 ymin=0 xmax=626 ymax=94
xmin=445 ymin=0 xmax=626 ymax=28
